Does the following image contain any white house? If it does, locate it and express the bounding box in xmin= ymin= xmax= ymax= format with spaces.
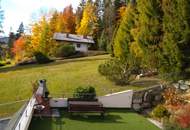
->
xmin=53 ymin=33 xmax=95 ymax=52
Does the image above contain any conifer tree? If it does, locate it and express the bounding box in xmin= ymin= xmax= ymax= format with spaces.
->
xmin=136 ymin=0 xmax=163 ymax=69
xmin=159 ymin=0 xmax=190 ymax=80
xmin=113 ymin=4 xmax=136 ymax=59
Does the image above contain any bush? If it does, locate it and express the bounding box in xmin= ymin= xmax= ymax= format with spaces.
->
xmin=163 ymin=119 xmax=182 ymax=130
xmin=16 ymin=58 xmax=36 ymax=66
xmin=0 ymin=62 xmax=5 ymax=67
xmin=98 ymin=58 xmax=136 ymax=85
xmin=175 ymin=104 xmax=190 ymax=129
xmin=34 ymin=52 xmax=52 ymax=64
xmin=152 ymin=105 xmax=170 ymax=119
xmin=73 ymin=86 xmax=96 ymax=101
xmin=56 ymin=44 xmax=76 ymax=57
xmin=0 ymin=60 xmax=11 ymax=67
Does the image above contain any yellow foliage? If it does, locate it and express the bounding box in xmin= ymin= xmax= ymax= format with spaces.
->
xmin=77 ymin=2 xmax=98 ymax=35
xmin=130 ymin=42 xmax=143 ymax=59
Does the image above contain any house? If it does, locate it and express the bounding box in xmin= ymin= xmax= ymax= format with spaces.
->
xmin=53 ymin=33 xmax=95 ymax=52
xmin=0 ymin=36 xmax=9 ymax=48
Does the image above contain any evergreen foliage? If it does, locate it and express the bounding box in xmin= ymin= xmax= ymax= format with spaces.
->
xmin=34 ymin=52 xmax=52 ymax=64
xmin=98 ymin=56 xmax=138 ymax=85
xmin=56 ymin=44 xmax=76 ymax=57
xmin=73 ymin=86 xmax=96 ymax=100
xmin=156 ymin=0 xmax=190 ymax=81
xmin=136 ymin=0 xmax=163 ymax=69
xmin=113 ymin=4 xmax=136 ymax=59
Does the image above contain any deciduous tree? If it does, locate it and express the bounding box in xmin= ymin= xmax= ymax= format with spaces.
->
xmin=12 ymin=36 xmax=26 ymax=62
xmin=77 ymin=1 xmax=98 ymax=35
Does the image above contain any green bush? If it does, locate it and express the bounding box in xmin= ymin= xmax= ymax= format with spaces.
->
xmin=56 ymin=44 xmax=76 ymax=57
xmin=0 ymin=62 xmax=5 ymax=67
xmin=73 ymin=86 xmax=96 ymax=100
xmin=34 ymin=52 xmax=52 ymax=64
xmin=0 ymin=60 xmax=11 ymax=67
xmin=163 ymin=119 xmax=182 ymax=130
xmin=98 ymin=58 xmax=136 ymax=85
xmin=152 ymin=105 xmax=170 ymax=119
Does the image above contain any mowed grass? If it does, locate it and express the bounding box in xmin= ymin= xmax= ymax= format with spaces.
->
xmin=29 ymin=109 xmax=160 ymax=130
xmin=0 ymin=55 xmax=159 ymax=117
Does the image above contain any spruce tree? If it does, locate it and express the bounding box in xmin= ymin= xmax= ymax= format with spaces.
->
xmin=160 ymin=0 xmax=190 ymax=80
xmin=136 ymin=0 xmax=163 ymax=70
xmin=113 ymin=4 xmax=136 ymax=59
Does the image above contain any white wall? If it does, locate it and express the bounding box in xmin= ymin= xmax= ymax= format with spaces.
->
xmin=73 ymin=43 xmax=88 ymax=52
xmin=14 ymin=96 xmax=36 ymax=130
xmin=50 ymin=90 xmax=133 ymax=108
xmin=98 ymin=90 xmax=133 ymax=108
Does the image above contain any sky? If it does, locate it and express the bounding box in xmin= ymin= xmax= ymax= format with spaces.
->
xmin=1 ymin=0 xmax=81 ymax=36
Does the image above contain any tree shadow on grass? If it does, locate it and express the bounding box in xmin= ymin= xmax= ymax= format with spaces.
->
xmin=29 ymin=117 xmax=65 ymax=130
xmin=53 ymin=118 xmax=65 ymax=130
xmin=0 ymin=57 xmax=107 ymax=73
xmin=67 ymin=114 xmax=125 ymax=123
xmin=130 ymin=79 xmax=160 ymax=88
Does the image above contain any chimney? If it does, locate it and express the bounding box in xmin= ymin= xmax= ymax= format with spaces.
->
xmin=66 ymin=33 xmax=69 ymax=38
xmin=83 ymin=35 xmax=87 ymax=39
xmin=38 ymin=79 xmax=49 ymax=99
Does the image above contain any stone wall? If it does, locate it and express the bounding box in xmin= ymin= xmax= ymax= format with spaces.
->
xmin=132 ymin=85 xmax=165 ymax=111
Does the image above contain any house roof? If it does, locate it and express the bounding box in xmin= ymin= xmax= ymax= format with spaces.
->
xmin=53 ymin=33 xmax=95 ymax=44
xmin=0 ymin=37 xmax=9 ymax=44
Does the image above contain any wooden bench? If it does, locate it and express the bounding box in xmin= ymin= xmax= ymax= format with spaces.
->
xmin=68 ymin=98 xmax=105 ymax=116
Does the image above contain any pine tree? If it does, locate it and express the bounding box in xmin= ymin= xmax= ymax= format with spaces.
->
xmin=136 ymin=0 xmax=163 ymax=70
xmin=159 ymin=0 xmax=190 ymax=80
xmin=16 ymin=22 xmax=24 ymax=39
xmin=103 ymin=0 xmax=115 ymax=53
xmin=0 ymin=0 xmax=4 ymax=33
xmin=17 ymin=22 xmax=24 ymax=34
xmin=113 ymin=4 xmax=136 ymax=59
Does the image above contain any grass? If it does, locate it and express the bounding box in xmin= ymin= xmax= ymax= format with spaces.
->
xmin=0 ymin=55 xmax=160 ymax=117
xmin=29 ymin=109 xmax=160 ymax=130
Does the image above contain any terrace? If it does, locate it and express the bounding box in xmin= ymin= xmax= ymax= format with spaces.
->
xmin=5 ymin=79 xmax=162 ymax=130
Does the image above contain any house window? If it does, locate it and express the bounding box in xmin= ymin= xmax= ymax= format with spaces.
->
xmin=77 ymin=44 xmax=81 ymax=48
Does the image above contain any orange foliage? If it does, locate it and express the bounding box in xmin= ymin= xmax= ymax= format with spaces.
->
xmin=163 ymin=87 xmax=184 ymax=106
xmin=12 ymin=36 xmax=26 ymax=62
xmin=175 ymin=104 xmax=190 ymax=128
xmin=55 ymin=5 xmax=76 ymax=33
xmin=117 ymin=6 xmax=127 ymax=21
xmin=62 ymin=5 xmax=76 ymax=33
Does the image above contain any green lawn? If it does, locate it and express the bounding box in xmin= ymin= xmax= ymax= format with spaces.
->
xmin=0 ymin=55 xmax=160 ymax=117
xmin=29 ymin=109 xmax=160 ymax=130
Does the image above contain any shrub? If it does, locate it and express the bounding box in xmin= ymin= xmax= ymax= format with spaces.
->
xmin=175 ymin=104 xmax=190 ymax=129
xmin=163 ymin=119 xmax=182 ymax=130
xmin=0 ymin=62 xmax=5 ymax=67
xmin=16 ymin=58 xmax=36 ymax=66
xmin=73 ymin=86 xmax=96 ymax=100
xmin=152 ymin=105 xmax=170 ymax=119
xmin=163 ymin=87 xmax=185 ymax=106
xmin=98 ymin=58 xmax=136 ymax=85
xmin=0 ymin=60 xmax=11 ymax=67
xmin=56 ymin=44 xmax=76 ymax=57
xmin=34 ymin=52 xmax=52 ymax=64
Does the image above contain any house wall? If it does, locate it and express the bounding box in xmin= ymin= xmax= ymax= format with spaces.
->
xmin=73 ymin=43 xmax=88 ymax=52
xmin=50 ymin=90 xmax=133 ymax=108
xmin=98 ymin=90 xmax=133 ymax=108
